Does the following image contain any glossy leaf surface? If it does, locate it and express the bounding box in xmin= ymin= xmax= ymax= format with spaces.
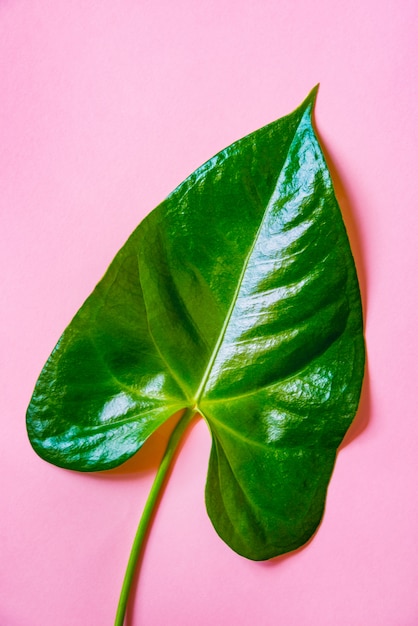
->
xmin=27 ymin=88 xmax=364 ymax=560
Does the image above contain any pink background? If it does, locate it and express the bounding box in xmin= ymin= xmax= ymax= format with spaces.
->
xmin=1 ymin=1 xmax=418 ymax=625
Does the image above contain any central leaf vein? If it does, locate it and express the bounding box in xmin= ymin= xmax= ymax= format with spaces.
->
xmin=194 ymin=113 xmax=308 ymax=406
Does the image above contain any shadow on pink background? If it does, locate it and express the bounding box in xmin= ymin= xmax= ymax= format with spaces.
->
xmin=1 ymin=1 xmax=418 ymax=625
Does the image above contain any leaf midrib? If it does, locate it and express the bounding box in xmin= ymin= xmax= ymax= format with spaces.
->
xmin=193 ymin=107 xmax=310 ymax=408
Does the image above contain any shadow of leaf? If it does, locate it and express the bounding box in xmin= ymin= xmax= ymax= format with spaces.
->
xmin=92 ymin=409 xmax=200 ymax=482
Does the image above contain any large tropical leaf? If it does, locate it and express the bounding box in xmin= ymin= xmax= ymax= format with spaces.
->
xmin=27 ymin=87 xmax=364 ymax=560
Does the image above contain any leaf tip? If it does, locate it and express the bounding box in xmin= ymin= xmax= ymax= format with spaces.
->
xmin=305 ymin=84 xmax=320 ymax=111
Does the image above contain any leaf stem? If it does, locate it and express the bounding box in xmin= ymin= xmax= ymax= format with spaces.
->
xmin=114 ymin=407 xmax=196 ymax=626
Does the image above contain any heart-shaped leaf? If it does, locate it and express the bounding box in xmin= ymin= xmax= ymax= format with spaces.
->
xmin=27 ymin=87 xmax=364 ymax=560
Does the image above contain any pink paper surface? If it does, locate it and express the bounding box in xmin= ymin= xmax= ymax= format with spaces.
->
xmin=1 ymin=1 xmax=418 ymax=624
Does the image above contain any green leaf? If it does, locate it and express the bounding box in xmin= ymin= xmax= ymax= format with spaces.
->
xmin=27 ymin=87 xmax=364 ymax=560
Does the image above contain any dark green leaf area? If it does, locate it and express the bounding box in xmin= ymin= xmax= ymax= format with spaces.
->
xmin=201 ymin=319 xmax=362 ymax=559
xmin=206 ymin=430 xmax=335 ymax=560
xmin=135 ymin=100 xmax=312 ymax=396
xmin=198 ymin=109 xmax=355 ymax=402
xmin=27 ymin=249 xmax=187 ymax=471
xmin=27 ymin=88 xmax=364 ymax=558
